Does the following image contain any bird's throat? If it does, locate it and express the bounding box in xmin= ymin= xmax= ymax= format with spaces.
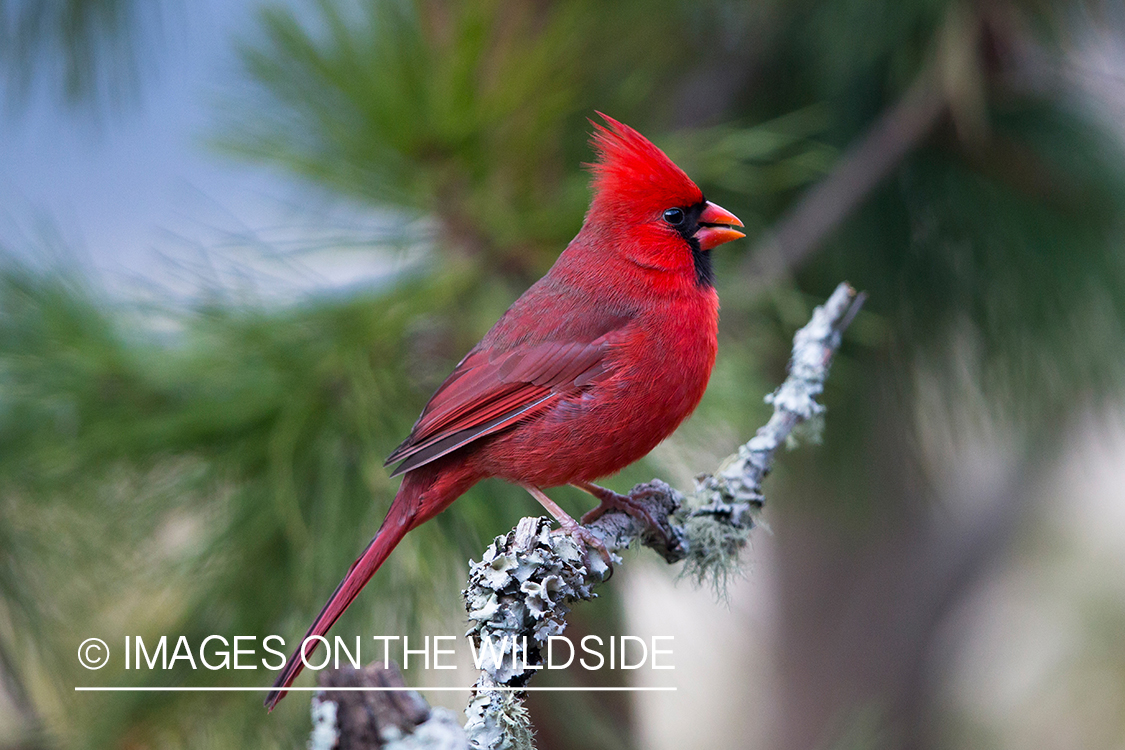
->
xmin=691 ymin=244 xmax=714 ymax=288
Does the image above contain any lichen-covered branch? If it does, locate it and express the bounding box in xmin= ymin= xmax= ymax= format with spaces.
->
xmin=309 ymin=282 xmax=864 ymax=750
xmin=679 ymin=281 xmax=865 ymax=589
xmin=462 ymin=282 xmax=865 ymax=749
xmin=310 ymin=662 xmax=467 ymax=750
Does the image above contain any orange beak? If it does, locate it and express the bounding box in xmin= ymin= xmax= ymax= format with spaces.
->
xmin=694 ymin=201 xmax=745 ymax=251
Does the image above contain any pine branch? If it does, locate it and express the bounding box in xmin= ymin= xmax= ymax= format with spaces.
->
xmin=310 ymin=282 xmax=865 ymax=749
xmin=740 ymin=4 xmax=991 ymax=286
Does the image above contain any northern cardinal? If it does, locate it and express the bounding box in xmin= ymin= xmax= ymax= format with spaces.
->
xmin=265 ymin=114 xmax=743 ymax=709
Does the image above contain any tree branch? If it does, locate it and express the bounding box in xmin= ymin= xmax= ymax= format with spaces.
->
xmin=741 ymin=79 xmax=946 ymax=285
xmin=739 ymin=5 xmax=994 ymax=286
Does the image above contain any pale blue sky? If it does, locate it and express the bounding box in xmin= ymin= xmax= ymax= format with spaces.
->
xmin=0 ymin=0 xmax=400 ymax=301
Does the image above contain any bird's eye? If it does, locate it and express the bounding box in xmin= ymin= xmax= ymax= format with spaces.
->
xmin=662 ymin=208 xmax=685 ymax=226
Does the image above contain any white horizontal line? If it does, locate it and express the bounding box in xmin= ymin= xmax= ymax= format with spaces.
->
xmin=75 ymin=686 xmax=676 ymax=692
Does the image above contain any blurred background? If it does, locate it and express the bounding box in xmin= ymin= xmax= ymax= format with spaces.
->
xmin=2 ymin=0 xmax=1125 ymax=748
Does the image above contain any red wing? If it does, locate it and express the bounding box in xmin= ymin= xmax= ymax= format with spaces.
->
xmin=385 ymin=331 xmax=623 ymax=476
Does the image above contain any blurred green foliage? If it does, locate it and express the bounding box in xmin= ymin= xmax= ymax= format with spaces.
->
xmin=219 ymin=0 xmax=707 ymax=278
xmin=3 ymin=0 xmax=1125 ymax=748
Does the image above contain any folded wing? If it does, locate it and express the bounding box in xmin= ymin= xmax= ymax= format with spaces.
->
xmin=385 ymin=328 xmax=626 ymax=476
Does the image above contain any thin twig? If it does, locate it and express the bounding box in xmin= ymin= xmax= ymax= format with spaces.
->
xmin=742 ymin=78 xmax=946 ymax=287
xmin=739 ymin=5 xmax=993 ymax=286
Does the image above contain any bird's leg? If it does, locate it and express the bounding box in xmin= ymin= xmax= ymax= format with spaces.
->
xmin=522 ymin=485 xmax=611 ymax=565
xmin=572 ymin=481 xmax=670 ymax=545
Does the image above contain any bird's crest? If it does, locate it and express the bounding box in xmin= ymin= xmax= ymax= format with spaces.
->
xmin=586 ymin=113 xmax=702 ymax=218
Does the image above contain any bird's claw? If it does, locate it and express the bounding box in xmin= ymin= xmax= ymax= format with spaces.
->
xmin=580 ymin=487 xmax=674 ymax=551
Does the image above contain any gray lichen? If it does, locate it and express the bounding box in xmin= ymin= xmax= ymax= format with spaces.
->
xmin=308 ymin=697 xmax=339 ymax=750
xmin=464 ymin=689 xmax=535 ymax=750
xmin=463 ymin=517 xmax=601 ymax=683
xmin=382 ymin=709 xmax=467 ymax=750
xmin=462 ymin=517 xmax=605 ymax=748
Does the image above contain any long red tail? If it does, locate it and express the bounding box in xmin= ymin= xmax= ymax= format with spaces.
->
xmin=264 ymin=482 xmax=420 ymax=710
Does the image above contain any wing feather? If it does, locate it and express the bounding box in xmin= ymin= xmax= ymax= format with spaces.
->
xmin=385 ymin=326 xmax=627 ymax=476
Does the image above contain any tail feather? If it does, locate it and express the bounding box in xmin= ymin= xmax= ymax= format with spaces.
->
xmin=264 ymin=491 xmax=415 ymax=710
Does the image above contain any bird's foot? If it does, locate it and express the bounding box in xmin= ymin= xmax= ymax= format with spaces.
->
xmin=577 ymin=483 xmax=673 ymax=550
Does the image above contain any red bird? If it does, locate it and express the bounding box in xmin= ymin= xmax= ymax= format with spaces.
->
xmin=265 ymin=114 xmax=743 ymax=709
